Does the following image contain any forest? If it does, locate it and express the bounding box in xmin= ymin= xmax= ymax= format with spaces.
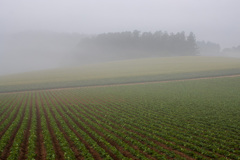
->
xmin=79 ymin=30 xmax=198 ymax=58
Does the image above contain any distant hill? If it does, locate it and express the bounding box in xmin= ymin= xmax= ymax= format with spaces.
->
xmin=1 ymin=56 xmax=240 ymax=93
xmin=3 ymin=31 xmax=239 ymax=76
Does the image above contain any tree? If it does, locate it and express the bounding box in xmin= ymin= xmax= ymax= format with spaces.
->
xmin=78 ymin=30 xmax=199 ymax=59
xmin=186 ymin=32 xmax=198 ymax=55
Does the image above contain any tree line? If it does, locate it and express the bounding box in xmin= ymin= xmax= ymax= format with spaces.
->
xmin=222 ymin=45 xmax=240 ymax=54
xmin=79 ymin=30 xmax=198 ymax=58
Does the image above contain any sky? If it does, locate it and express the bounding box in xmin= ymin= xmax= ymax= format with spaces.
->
xmin=0 ymin=0 xmax=240 ymax=75
xmin=1 ymin=0 xmax=240 ymax=48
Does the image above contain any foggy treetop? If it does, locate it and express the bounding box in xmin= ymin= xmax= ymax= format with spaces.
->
xmin=80 ymin=31 xmax=198 ymax=57
xmin=1 ymin=0 xmax=240 ymax=47
xmin=1 ymin=0 xmax=240 ymax=75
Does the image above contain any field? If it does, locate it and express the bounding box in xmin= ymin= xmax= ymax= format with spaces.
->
xmin=0 ymin=56 xmax=240 ymax=159
xmin=1 ymin=56 xmax=240 ymax=93
xmin=0 ymin=76 xmax=240 ymax=159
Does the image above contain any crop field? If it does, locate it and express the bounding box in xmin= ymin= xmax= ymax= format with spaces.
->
xmin=0 ymin=76 xmax=240 ymax=159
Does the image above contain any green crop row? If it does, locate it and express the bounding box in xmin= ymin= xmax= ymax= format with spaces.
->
xmin=26 ymin=93 xmax=37 ymax=159
xmin=46 ymin=96 xmax=95 ymax=159
xmin=8 ymin=93 xmax=31 ymax=159
xmin=52 ymin=98 xmax=111 ymax=159
xmin=36 ymin=92 xmax=56 ymax=160
xmin=50 ymin=77 xmax=240 ymax=159
xmin=0 ymin=95 xmax=28 ymax=156
xmin=0 ymin=76 xmax=240 ymax=159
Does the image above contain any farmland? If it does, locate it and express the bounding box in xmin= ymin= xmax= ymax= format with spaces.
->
xmin=0 ymin=56 xmax=240 ymax=159
xmin=0 ymin=76 xmax=240 ymax=159
xmin=1 ymin=56 xmax=240 ymax=93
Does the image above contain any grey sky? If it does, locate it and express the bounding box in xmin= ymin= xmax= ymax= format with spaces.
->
xmin=1 ymin=0 xmax=240 ymax=47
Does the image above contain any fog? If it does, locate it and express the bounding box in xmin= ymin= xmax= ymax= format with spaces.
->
xmin=1 ymin=0 xmax=240 ymax=75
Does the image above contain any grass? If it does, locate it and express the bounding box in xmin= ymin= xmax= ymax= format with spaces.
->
xmin=0 ymin=56 xmax=240 ymax=92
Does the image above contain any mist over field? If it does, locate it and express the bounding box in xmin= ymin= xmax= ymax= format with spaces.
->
xmin=1 ymin=0 xmax=240 ymax=75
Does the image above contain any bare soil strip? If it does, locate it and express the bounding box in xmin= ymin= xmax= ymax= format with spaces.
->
xmin=35 ymin=92 xmax=47 ymax=160
xmin=0 ymin=95 xmax=28 ymax=160
xmin=1 ymin=74 xmax=240 ymax=94
xmin=18 ymin=93 xmax=33 ymax=160
xmin=39 ymin=93 xmax=65 ymax=160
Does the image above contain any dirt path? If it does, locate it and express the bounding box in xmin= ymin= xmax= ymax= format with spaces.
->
xmin=1 ymin=74 xmax=240 ymax=95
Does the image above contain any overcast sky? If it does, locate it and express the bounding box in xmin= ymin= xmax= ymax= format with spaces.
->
xmin=0 ymin=0 xmax=239 ymax=47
